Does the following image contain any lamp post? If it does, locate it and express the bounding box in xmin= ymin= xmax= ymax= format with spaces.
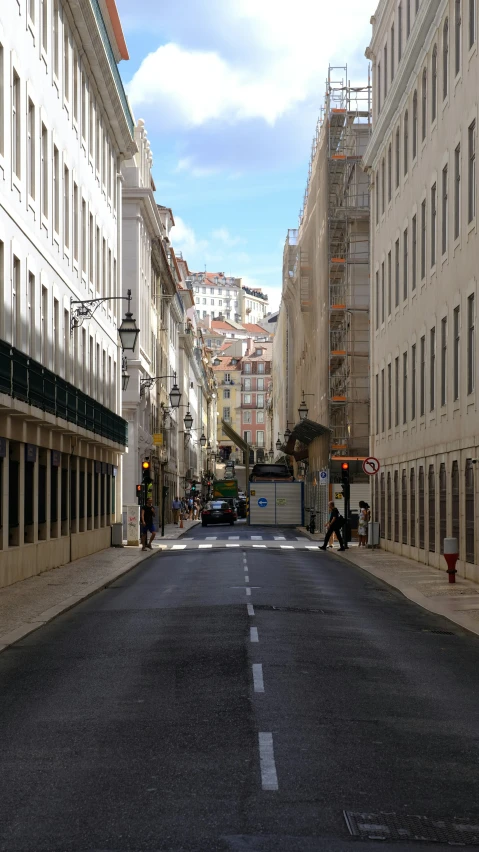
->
xmin=139 ymin=373 xmax=182 ymax=408
xmin=276 ymin=434 xmax=282 ymax=451
xmin=284 ymin=421 xmax=294 ymax=443
xmin=298 ymin=390 xmax=314 ymax=421
xmin=71 ymin=288 xmax=140 ymax=353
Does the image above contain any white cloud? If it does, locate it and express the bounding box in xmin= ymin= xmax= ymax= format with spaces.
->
xmin=170 ymin=216 xmax=208 ymax=256
xmin=125 ymin=1 xmax=372 ymax=133
xmin=176 ymin=157 xmax=220 ymax=178
xmin=211 ymin=228 xmax=243 ymax=246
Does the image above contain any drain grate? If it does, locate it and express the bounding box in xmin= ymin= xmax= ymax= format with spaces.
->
xmin=344 ymin=811 xmax=479 ymax=844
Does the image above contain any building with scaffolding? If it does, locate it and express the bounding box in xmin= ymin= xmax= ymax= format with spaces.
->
xmin=273 ymin=66 xmax=372 ymax=528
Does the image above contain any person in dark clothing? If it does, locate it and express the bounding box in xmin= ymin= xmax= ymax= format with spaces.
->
xmin=320 ymin=501 xmax=345 ymax=551
xmin=140 ymin=498 xmax=156 ymax=551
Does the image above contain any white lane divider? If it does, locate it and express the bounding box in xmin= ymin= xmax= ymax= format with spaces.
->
xmin=198 ymin=544 xmax=212 ymax=549
xmin=251 ymin=535 xmax=263 ymax=540
xmin=245 ymin=587 xmax=251 ymax=596
xmin=306 ymin=545 xmax=320 ymax=550
xmin=253 ymin=545 xmax=266 ymax=548
xmin=280 ymin=545 xmax=294 ymax=549
xmin=226 ymin=544 xmax=240 ymax=547
xmin=171 ymin=544 xmax=186 ymax=550
xmin=258 ymin=732 xmax=278 ymax=791
xmin=250 ymin=626 xmax=259 ymax=643
xmin=247 ymin=603 xmax=255 ymax=616
xmin=228 ymin=536 xmax=240 ymax=540
xmin=252 ymin=664 xmax=264 ymax=693
xmin=205 ymin=536 xmax=217 ymax=540
xmin=245 ymin=575 xmax=250 ymax=582
xmin=274 ymin=536 xmax=286 ymax=540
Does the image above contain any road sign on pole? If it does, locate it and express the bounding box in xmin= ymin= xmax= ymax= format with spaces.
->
xmin=362 ymin=457 xmax=381 ymax=476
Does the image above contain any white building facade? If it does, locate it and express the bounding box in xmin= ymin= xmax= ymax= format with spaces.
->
xmin=0 ymin=0 xmax=135 ymax=587
xmin=364 ymin=0 xmax=479 ymax=580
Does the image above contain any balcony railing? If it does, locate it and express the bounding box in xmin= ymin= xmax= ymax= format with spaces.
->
xmin=0 ymin=340 xmax=128 ymax=447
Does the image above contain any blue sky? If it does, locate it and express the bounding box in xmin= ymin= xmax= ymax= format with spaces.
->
xmin=115 ymin=0 xmax=373 ymax=310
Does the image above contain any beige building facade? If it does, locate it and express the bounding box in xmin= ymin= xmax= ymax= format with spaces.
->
xmin=364 ymin=0 xmax=479 ymax=579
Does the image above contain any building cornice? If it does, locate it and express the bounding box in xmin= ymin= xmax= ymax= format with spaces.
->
xmin=363 ymin=0 xmax=441 ymax=169
xmin=122 ymin=188 xmax=163 ymax=240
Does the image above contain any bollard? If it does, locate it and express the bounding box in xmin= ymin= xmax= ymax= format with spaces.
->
xmin=443 ymin=537 xmax=459 ymax=583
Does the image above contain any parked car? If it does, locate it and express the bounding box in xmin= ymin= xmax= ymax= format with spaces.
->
xmin=201 ymin=500 xmax=236 ymax=526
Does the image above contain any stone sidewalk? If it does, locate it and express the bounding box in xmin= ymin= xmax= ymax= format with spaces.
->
xmin=0 ymin=520 xmax=200 ymax=652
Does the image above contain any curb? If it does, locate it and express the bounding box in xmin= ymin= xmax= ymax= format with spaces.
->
xmin=0 ymin=548 xmax=158 ymax=654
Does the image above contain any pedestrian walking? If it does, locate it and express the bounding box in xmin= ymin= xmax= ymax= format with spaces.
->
xmin=320 ymin=501 xmax=346 ymax=551
xmin=140 ymin=498 xmax=156 ymax=551
xmin=358 ymin=500 xmax=370 ymax=547
xmin=172 ymin=495 xmax=181 ymax=525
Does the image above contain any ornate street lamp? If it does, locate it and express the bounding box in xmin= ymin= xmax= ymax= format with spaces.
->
xmin=71 ymin=288 xmax=140 ymax=353
xmin=184 ymin=404 xmax=193 ymax=431
xmin=200 ymin=433 xmax=207 ymax=448
xmin=169 ymin=379 xmax=181 ymax=408
xmin=276 ymin=435 xmax=282 ymax=451
xmin=298 ymin=390 xmax=314 ymax=421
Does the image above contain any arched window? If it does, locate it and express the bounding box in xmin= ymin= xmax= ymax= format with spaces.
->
xmin=465 ymin=458 xmax=475 ymax=562
xmin=455 ymin=0 xmax=462 ymax=76
xmin=421 ymin=69 xmax=427 ymax=141
xmin=404 ymin=110 xmax=409 ymax=174
xmin=386 ymin=471 xmax=392 ymax=539
xmin=402 ymin=469 xmax=408 ymax=543
xmin=410 ymin=468 xmax=416 ymax=546
xmin=418 ymin=465 xmax=425 ymax=548
xmin=428 ymin=464 xmax=436 ymax=552
xmin=394 ymin=470 xmax=399 ymax=542
xmin=432 ymin=45 xmax=438 ymax=122
xmin=380 ymin=472 xmax=385 ymax=536
xmin=412 ymin=90 xmax=418 ymax=158
xmin=443 ymin=18 xmax=449 ymax=99
xmin=451 ymin=460 xmax=460 ymax=547
xmin=439 ymin=462 xmax=447 ymax=552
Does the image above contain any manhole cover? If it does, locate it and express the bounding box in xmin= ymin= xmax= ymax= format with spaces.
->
xmin=344 ymin=811 xmax=479 ymax=844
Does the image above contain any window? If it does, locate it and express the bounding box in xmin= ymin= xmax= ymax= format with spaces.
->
xmin=41 ymin=124 xmax=48 ymax=218
xmin=442 ymin=165 xmax=448 ymax=254
xmin=443 ymin=18 xmax=449 ymax=99
xmin=375 ymin=270 xmax=379 ymax=329
xmin=89 ymin=214 xmax=94 ymax=282
xmin=454 ymin=143 xmax=461 ymax=239
xmin=375 ymin=173 xmax=379 ymax=225
xmin=407 ymin=0 xmax=411 ymax=36
xmin=243 ymin=430 xmax=252 ymax=445
xmin=421 ymin=69 xmax=427 ymax=141
xmin=402 ymin=469 xmax=408 ymax=544
xmin=377 ymin=62 xmax=381 ymax=114
xmin=244 ymin=378 xmax=251 ymax=390
xmin=432 ymin=45 xmax=438 ymax=122
xmin=28 ymin=273 xmax=35 ymax=357
xmin=257 ymin=410 xmax=265 ymax=423
xmin=386 ymin=472 xmax=391 ymax=539
xmin=403 ymin=227 xmax=408 ymax=299
xmin=244 ymin=363 xmax=251 ymax=373
xmin=395 ymin=238 xmax=400 ymax=307
xmin=410 ymin=468 xmax=416 ymax=546
xmin=381 ymin=368 xmax=385 ymax=432
xmin=395 ymin=356 xmax=400 ymax=426
xmin=257 ymin=363 xmax=265 ymax=374
xmin=404 ymin=110 xmax=409 ymax=174
xmin=81 ymin=200 xmax=87 ymax=274
xmin=439 ymin=463 xmax=447 ymax=552
xmin=53 ymin=145 xmax=60 ymax=233
xmin=0 ymin=43 xmax=4 ymax=156
xmin=430 ymin=326 xmax=436 ymax=410
xmin=243 ymin=410 xmax=251 ymax=423
xmin=467 ymin=293 xmax=475 ymax=393
xmin=27 ymin=99 xmax=35 ymax=199
xmin=393 ymin=470 xmax=399 ymax=542
xmin=419 ymin=335 xmax=426 ymax=415
xmin=223 ymin=389 xmax=230 ymax=399
xmin=53 ymin=298 xmax=59 ymax=373
xmin=412 ymin=214 xmax=417 ymax=290
xmin=465 ymin=458 xmax=475 ymax=563
xmin=73 ymin=183 xmax=78 ymax=261
xmin=223 ymin=407 xmax=231 ymax=422
xmin=428 ymin=465 xmax=436 ymax=552
xmin=411 ymin=343 xmax=417 ymax=419
xmin=64 ymin=165 xmax=70 ymax=249
xmin=388 ymin=250 xmax=392 ymax=314
xmin=384 ymin=44 xmax=388 ymax=98
xmin=12 ymin=70 xmax=20 ymax=178
xmin=468 ymin=120 xmax=476 ymax=222
xmin=42 ymin=285 xmax=48 ymax=364
xmin=469 ymin=0 xmax=477 ymax=47
xmin=73 ymin=50 xmax=79 ymax=122
xmin=257 ymin=394 xmax=264 ymax=408
xmin=211 ymin=298 xmax=214 ymax=305
xmin=412 ymin=90 xmax=418 ymax=158
xmin=421 ymin=199 xmax=426 ymax=279
xmin=388 ymin=143 xmax=392 ymax=202
xmin=398 ymin=2 xmax=403 ymax=58
xmin=12 ymin=256 xmax=20 ymax=346
xmin=388 ymin=362 xmax=392 ymax=429
xmin=453 ymin=305 xmax=460 ymax=400
xmin=418 ymin=466 xmax=425 ymax=548
xmin=224 ymin=372 xmax=231 ymax=382
xmin=381 ymin=261 xmax=385 ymax=323
xmin=64 ymin=25 xmax=70 ymax=102
xmin=455 ymin=0 xmax=462 ymax=75
xmin=244 ymin=393 xmax=251 ymax=404
xmin=375 ymin=373 xmax=379 ymax=434
xmin=391 ymin=23 xmax=395 ymax=80
xmin=451 ymin=460 xmax=460 ymax=546
xmin=403 ymin=351 xmax=408 ymax=423
xmin=257 ymin=378 xmax=264 ymax=390
xmin=41 ymin=0 xmax=48 ymax=52
xmin=257 ymin=431 xmax=265 ymax=447
xmin=441 ymin=317 xmax=447 ymax=405
xmin=395 ymin=127 xmax=400 ymax=188
xmin=53 ymin=0 xmax=59 ymax=77
xmin=381 ymin=157 xmax=385 ymax=213
xmin=431 ymin=182 xmax=437 ymax=267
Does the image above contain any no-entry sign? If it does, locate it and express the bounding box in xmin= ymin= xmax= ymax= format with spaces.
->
xmin=362 ymin=457 xmax=380 ymax=476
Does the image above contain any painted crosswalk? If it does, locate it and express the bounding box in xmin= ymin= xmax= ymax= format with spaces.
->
xmin=152 ymin=540 xmax=323 ymax=552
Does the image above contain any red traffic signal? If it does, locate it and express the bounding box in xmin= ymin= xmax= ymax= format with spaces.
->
xmin=341 ymin=462 xmax=349 ymax=471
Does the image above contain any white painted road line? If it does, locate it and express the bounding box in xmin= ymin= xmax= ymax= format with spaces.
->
xmin=306 ymin=545 xmax=320 ymax=550
xmin=258 ymin=732 xmax=278 ymax=790
xmin=244 ymin=566 xmax=248 ymax=572
xmin=253 ymin=664 xmax=264 ymax=693
xmin=251 ymin=535 xmax=263 ymax=540
xmin=198 ymin=544 xmax=212 ymax=549
xmin=253 ymin=544 xmax=266 ymax=548
xmin=226 ymin=544 xmax=240 ymax=547
xmin=245 ymin=575 xmax=250 ymax=582
xmin=228 ymin=536 xmax=240 ymax=540
xmin=274 ymin=536 xmax=286 ymax=540
xmin=280 ymin=545 xmax=294 ymax=549
xmin=246 ymin=587 xmax=251 ymax=596
xmin=171 ymin=545 xmax=187 ymax=550
xmin=205 ymin=536 xmax=217 ymax=540
xmin=250 ymin=627 xmax=259 ymax=643
xmin=247 ymin=604 xmax=255 ymax=616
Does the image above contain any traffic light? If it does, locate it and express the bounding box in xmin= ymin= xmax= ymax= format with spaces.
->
xmin=142 ymin=459 xmax=151 ymax=483
xmin=341 ymin=462 xmax=350 ymax=499
xmin=191 ymin=481 xmax=197 ymax=493
xmin=136 ymin=483 xmax=146 ymax=504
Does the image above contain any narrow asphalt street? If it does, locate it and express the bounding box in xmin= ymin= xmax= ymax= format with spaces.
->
xmin=1 ymin=525 xmax=479 ymax=852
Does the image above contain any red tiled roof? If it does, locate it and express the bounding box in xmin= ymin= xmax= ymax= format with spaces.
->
xmin=243 ymin=323 xmax=271 ymax=333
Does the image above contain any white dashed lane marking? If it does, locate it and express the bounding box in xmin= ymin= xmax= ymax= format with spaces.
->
xmin=245 ymin=575 xmax=250 ymax=582
xmin=250 ymin=627 xmax=259 ymax=643
xmin=245 ymin=587 xmax=252 ymax=596
xmin=251 ymin=535 xmax=263 ymax=540
xmin=228 ymin=536 xmax=240 ymax=540
xmin=274 ymin=536 xmax=286 ymax=540
xmin=205 ymin=536 xmax=217 ymax=540
xmin=247 ymin=604 xmax=255 ymax=616
xmin=280 ymin=545 xmax=294 ymax=549
xmin=171 ymin=545 xmax=186 ymax=550
xmin=258 ymin=733 xmax=279 ymax=791
xmin=252 ymin=664 xmax=264 ymax=693
xmin=198 ymin=544 xmax=212 ymax=549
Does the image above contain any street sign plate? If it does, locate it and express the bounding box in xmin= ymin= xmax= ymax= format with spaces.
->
xmin=258 ymin=497 xmax=268 ymax=508
xmin=362 ymin=456 xmax=380 ymax=475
